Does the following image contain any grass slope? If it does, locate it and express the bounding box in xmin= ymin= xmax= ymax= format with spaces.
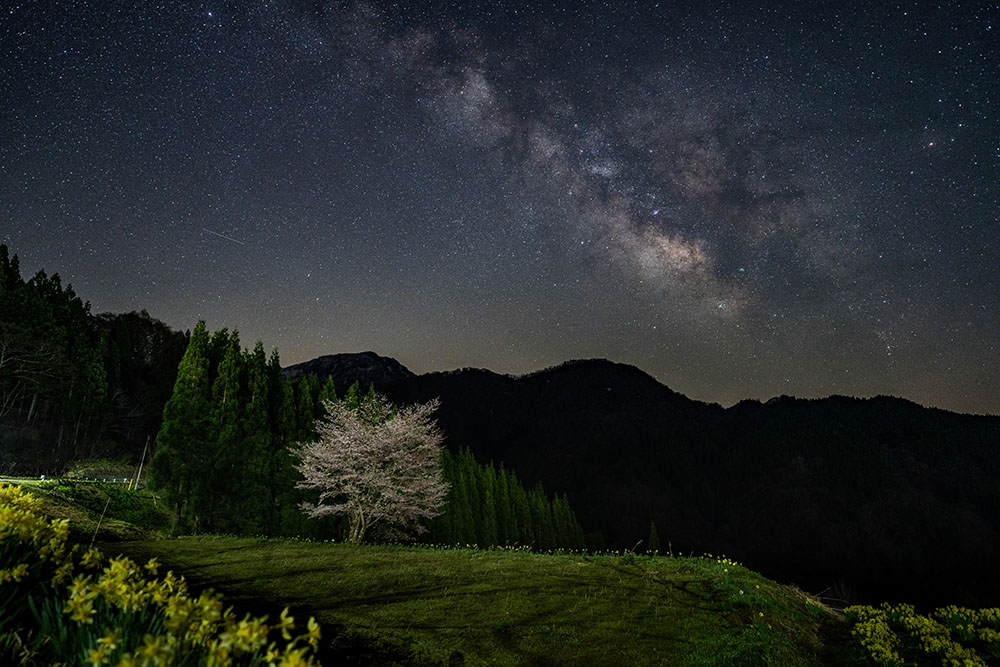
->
xmin=102 ymin=536 xmax=861 ymax=666
xmin=16 ymin=479 xmax=865 ymax=665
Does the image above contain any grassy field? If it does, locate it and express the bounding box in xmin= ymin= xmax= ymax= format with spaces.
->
xmin=100 ymin=536 xmax=862 ymax=666
xmin=11 ymin=479 xmax=867 ymax=665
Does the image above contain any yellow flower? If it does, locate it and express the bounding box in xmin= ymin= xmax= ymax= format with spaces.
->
xmin=115 ymin=652 xmax=140 ymax=667
xmin=206 ymin=639 xmax=232 ymax=667
xmin=87 ymin=644 xmax=110 ymax=666
xmin=52 ymin=560 xmax=74 ymax=584
xmin=150 ymin=585 xmax=168 ymax=605
xmin=98 ymin=628 xmax=121 ymax=652
xmin=138 ymin=634 xmax=165 ymax=661
xmin=305 ymin=616 xmax=321 ymax=650
xmin=144 ymin=558 xmax=160 ymax=575
xmin=81 ymin=547 xmax=104 ymax=569
xmin=277 ymin=607 xmax=295 ymax=640
xmin=280 ymin=645 xmax=312 ymax=667
xmin=50 ymin=518 xmax=70 ymax=540
xmin=66 ymin=596 xmax=96 ymax=624
xmin=161 ymin=570 xmax=179 ymax=591
xmin=264 ymin=642 xmax=281 ymax=663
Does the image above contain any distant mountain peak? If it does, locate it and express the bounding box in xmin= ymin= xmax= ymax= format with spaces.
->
xmin=282 ymin=352 xmax=415 ymax=392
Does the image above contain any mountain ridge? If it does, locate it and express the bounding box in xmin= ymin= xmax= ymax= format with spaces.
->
xmin=285 ymin=351 xmax=1000 ymax=608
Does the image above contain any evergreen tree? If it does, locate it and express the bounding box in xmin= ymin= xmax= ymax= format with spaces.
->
xmin=647 ymin=521 xmax=661 ymax=554
xmin=296 ymin=376 xmax=317 ymax=440
xmin=496 ymin=465 xmax=514 ymax=544
xmin=150 ymin=321 xmax=214 ymax=535
xmin=204 ymin=330 xmax=242 ymax=531
xmin=508 ymin=471 xmax=533 ymax=546
xmin=529 ymin=484 xmax=555 ymax=551
xmin=481 ymin=463 xmax=499 ymax=547
xmin=452 ymin=461 xmax=475 ymax=543
xmin=319 ymin=376 xmax=337 ymax=403
xmin=240 ymin=341 xmax=273 ymax=532
xmin=461 ymin=450 xmax=483 ymax=543
xmin=421 ymin=447 xmax=589 ymax=550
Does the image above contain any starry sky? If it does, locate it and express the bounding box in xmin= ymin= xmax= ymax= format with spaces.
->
xmin=2 ymin=1 xmax=998 ymax=415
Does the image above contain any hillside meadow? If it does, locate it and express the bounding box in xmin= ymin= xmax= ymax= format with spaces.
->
xmin=100 ymin=536 xmax=855 ymax=666
xmin=5 ymin=477 xmax=862 ymax=665
xmin=5 ymin=478 xmax=999 ymax=666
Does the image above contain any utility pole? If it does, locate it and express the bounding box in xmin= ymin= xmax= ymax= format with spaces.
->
xmin=133 ymin=435 xmax=150 ymax=491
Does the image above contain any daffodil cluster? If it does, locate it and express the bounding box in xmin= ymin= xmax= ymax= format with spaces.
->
xmin=0 ymin=482 xmax=75 ymax=581
xmin=1 ymin=483 xmax=323 ymax=666
xmin=933 ymin=606 xmax=1000 ymax=650
xmin=845 ymin=605 xmax=904 ymax=666
xmin=847 ymin=602 xmax=1000 ymax=667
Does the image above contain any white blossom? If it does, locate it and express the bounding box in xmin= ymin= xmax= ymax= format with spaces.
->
xmin=294 ymin=393 xmax=449 ymax=543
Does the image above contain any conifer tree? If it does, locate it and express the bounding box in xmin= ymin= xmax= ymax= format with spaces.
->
xmin=452 ymin=460 xmax=475 ymax=543
xmin=296 ymin=376 xmax=317 ymax=440
xmin=529 ymin=484 xmax=555 ymax=551
xmin=204 ymin=330 xmax=242 ymax=531
xmin=508 ymin=471 xmax=533 ymax=545
xmin=496 ymin=465 xmax=514 ymax=543
xmin=461 ymin=450 xmax=483 ymax=542
xmin=150 ymin=321 xmax=214 ymax=535
xmin=319 ymin=376 xmax=337 ymax=403
xmin=271 ymin=355 xmax=303 ymax=534
xmin=240 ymin=341 xmax=273 ymax=532
xmin=647 ymin=521 xmax=661 ymax=554
xmin=481 ymin=463 xmax=499 ymax=547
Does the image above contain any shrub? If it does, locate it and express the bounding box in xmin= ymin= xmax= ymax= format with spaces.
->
xmin=846 ymin=602 xmax=1000 ymax=666
xmin=0 ymin=482 xmax=321 ymax=666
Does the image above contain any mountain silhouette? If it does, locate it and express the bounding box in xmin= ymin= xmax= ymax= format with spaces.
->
xmin=286 ymin=354 xmax=1000 ymax=608
xmin=282 ymin=351 xmax=415 ymax=394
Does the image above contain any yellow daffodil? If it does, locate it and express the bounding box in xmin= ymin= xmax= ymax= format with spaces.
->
xmin=87 ymin=644 xmax=110 ymax=666
xmin=277 ymin=607 xmax=295 ymax=640
xmin=280 ymin=645 xmax=312 ymax=667
xmin=81 ymin=547 xmax=103 ymax=568
xmin=306 ymin=616 xmax=321 ymax=650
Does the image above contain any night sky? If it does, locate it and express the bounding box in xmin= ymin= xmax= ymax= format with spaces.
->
xmin=2 ymin=1 xmax=998 ymax=415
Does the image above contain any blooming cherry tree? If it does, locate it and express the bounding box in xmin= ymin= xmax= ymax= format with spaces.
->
xmin=294 ymin=392 xmax=449 ymax=543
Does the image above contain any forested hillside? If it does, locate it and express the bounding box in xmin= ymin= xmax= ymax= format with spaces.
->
xmin=375 ymin=362 xmax=1000 ymax=608
xmin=0 ymin=245 xmax=187 ymax=473
xmin=6 ymin=243 xmax=998 ymax=610
xmin=1 ymin=244 xmax=587 ymax=550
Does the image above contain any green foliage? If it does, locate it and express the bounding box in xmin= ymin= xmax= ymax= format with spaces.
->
xmin=64 ymin=458 xmax=135 ymax=480
xmin=0 ymin=483 xmax=322 ymax=665
xmin=647 ymin=521 xmax=661 ymax=554
xmin=425 ymin=448 xmax=588 ymax=550
xmin=1 ymin=245 xmax=186 ymax=473
xmin=150 ymin=321 xmax=214 ymax=534
xmin=109 ymin=535 xmax=849 ymax=667
xmin=149 ymin=321 xmax=334 ymax=539
xmin=51 ymin=480 xmax=168 ymax=531
xmin=846 ymin=603 xmax=1000 ymax=666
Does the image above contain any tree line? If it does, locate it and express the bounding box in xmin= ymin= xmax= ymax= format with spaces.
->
xmin=0 ymin=245 xmax=187 ymax=473
xmin=151 ymin=320 xmax=591 ymax=548
xmin=425 ymin=448 xmax=586 ymax=551
xmin=1 ymin=244 xmax=593 ymax=548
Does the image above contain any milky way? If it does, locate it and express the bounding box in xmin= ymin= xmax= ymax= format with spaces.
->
xmin=2 ymin=1 xmax=997 ymax=414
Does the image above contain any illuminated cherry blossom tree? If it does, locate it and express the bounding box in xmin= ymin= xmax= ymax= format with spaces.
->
xmin=294 ymin=392 xmax=449 ymax=543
